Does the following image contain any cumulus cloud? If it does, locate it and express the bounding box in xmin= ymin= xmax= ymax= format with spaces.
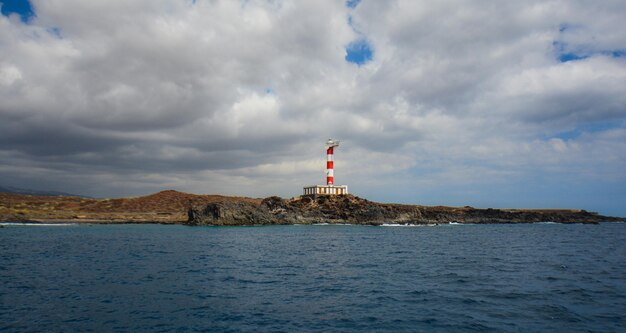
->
xmin=0 ymin=0 xmax=625 ymax=214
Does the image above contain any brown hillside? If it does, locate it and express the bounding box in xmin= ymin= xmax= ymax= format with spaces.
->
xmin=0 ymin=190 xmax=261 ymax=223
xmin=81 ymin=190 xmax=261 ymax=213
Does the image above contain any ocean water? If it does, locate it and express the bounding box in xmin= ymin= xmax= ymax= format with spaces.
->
xmin=1 ymin=223 xmax=625 ymax=332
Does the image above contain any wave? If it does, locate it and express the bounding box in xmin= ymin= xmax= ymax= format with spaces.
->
xmin=381 ymin=223 xmax=436 ymax=227
xmin=312 ymin=223 xmax=353 ymax=226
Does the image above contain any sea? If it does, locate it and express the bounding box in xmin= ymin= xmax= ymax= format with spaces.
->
xmin=1 ymin=222 xmax=625 ymax=332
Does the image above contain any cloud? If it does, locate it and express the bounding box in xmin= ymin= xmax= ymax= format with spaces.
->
xmin=0 ymin=0 xmax=625 ymax=215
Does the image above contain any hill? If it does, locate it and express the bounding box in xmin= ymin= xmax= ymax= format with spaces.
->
xmin=0 ymin=190 xmax=261 ymax=223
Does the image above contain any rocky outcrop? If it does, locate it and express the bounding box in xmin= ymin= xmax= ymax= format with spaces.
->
xmin=186 ymin=195 xmax=428 ymax=226
xmin=186 ymin=194 xmax=625 ymax=226
xmin=187 ymin=200 xmax=275 ymax=226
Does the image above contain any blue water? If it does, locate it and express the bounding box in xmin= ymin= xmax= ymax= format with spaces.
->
xmin=1 ymin=223 xmax=625 ymax=332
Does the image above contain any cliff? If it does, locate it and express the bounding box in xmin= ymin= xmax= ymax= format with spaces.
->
xmin=187 ymin=194 xmax=625 ymax=226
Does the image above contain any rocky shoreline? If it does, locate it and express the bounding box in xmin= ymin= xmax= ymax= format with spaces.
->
xmin=2 ymin=190 xmax=624 ymax=225
xmin=187 ymin=194 xmax=625 ymax=226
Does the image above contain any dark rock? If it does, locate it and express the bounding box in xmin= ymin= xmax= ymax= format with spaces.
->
xmin=187 ymin=201 xmax=275 ymax=226
xmin=186 ymin=194 xmax=625 ymax=226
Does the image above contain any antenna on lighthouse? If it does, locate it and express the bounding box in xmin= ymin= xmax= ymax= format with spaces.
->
xmin=326 ymin=138 xmax=340 ymax=149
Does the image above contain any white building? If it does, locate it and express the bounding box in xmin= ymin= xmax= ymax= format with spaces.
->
xmin=303 ymin=185 xmax=349 ymax=196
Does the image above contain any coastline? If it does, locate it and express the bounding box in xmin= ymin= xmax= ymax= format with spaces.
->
xmin=2 ymin=190 xmax=625 ymax=226
xmin=2 ymin=220 xmax=624 ymax=227
xmin=186 ymin=195 xmax=626 ymax=226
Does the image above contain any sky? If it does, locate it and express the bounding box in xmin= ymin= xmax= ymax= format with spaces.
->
xmin=1 ymin=0 xmax=625 ymax=215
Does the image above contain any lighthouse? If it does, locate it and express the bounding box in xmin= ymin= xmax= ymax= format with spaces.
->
xmin=326 ymin=138 xmax=339 ymax=185
xmin=303 ymin=138 xmax=349 ymax=197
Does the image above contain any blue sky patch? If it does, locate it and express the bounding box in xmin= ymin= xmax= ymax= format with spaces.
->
xmin=346 ymin=0 xmax=361 ymax=9
xmin=554 ymin=26 xmax=625 ymax=63
xmin=607 ymin=50 xmax=625 ymax=58
xmin=47 ymin=27 xmax=63 ymax=38
xmin=556 ymin=47 xmax=625 ymax=63
xmin=552 ymin=40 xmax=588 ymax=63
xmin=559 ymin=53 xmax=589 ymax=63
xmin=0 ymin=0 xmax=34 ymax=23
xmin=550 ymin=121 xmax=624 ymax=140
xmin=345 ymin=39 xmax=373 ymax=65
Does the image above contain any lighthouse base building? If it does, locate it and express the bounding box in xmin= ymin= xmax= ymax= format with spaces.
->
xmin=303 ymin=185 xmax=348 ymax=197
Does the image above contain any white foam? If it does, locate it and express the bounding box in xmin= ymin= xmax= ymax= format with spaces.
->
xmin=381 ymin=223 xmax=434 ymax=227
xmin=312 ymin=223 xmax=353 ymax=226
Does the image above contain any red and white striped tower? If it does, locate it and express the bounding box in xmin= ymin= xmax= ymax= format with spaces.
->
xmin=325 ymin=139 xmax=340 ymax=185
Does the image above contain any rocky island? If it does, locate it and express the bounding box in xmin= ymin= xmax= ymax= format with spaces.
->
xmin=1 ymin=190 xmax=624 ymax=225
xmin=187 ymin=194 xmax=625 ymax=226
